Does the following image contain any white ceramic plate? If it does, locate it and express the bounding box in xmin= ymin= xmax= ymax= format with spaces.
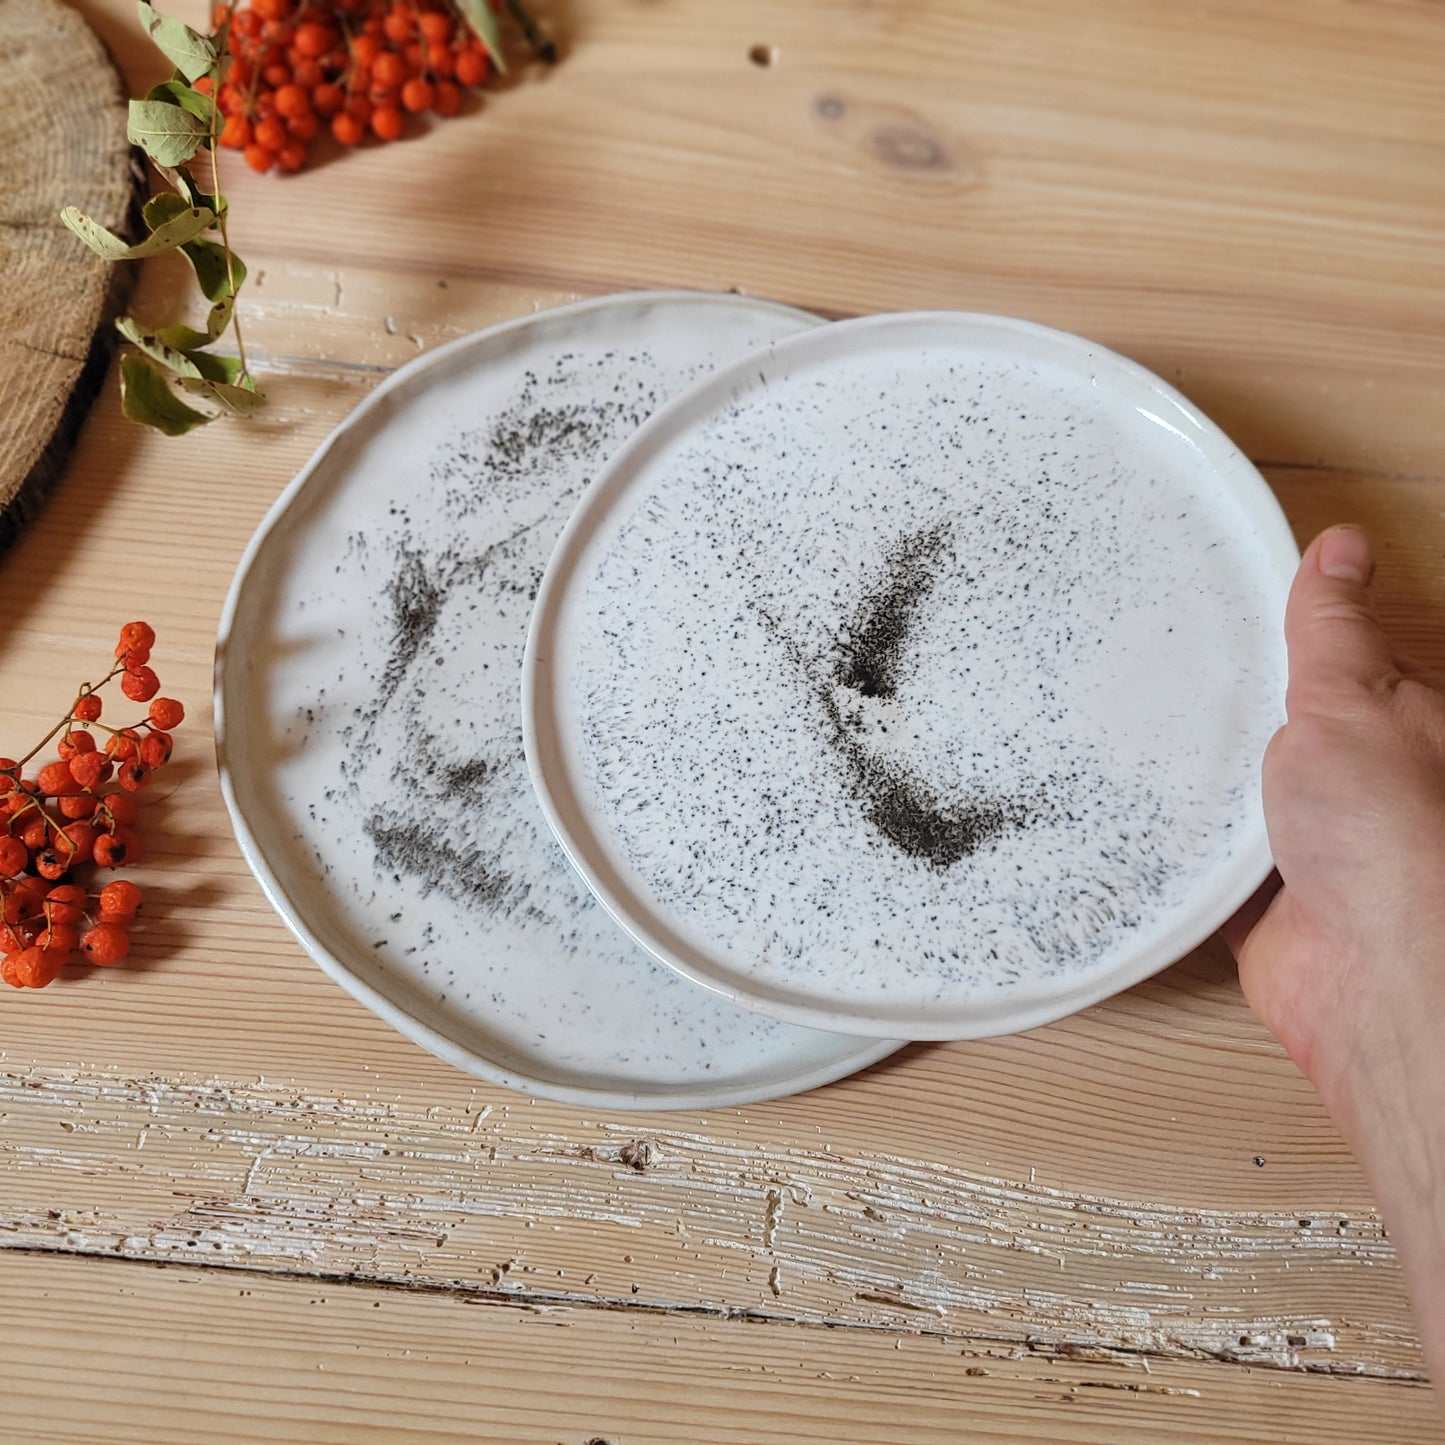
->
xmin=524 ymin=312 xmax=1299 ymax=1040
xmin=215 ymin=292 xmax=903 ymax=1109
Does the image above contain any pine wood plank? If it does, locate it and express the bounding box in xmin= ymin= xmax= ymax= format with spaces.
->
xmin=0 ymin=1252 xmax=1436 ymax=1444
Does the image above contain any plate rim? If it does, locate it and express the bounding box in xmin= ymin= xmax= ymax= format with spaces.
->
xmin=522 ymin=308 xmax=1301 ymax=1040
xmin=214 ymin=289 xmax=906 ymax=1110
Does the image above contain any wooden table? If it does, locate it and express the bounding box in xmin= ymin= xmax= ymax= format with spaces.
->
xmin=3 ymin=1 xmax=1441 ymax=1438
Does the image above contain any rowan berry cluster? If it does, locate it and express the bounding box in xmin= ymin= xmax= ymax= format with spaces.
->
xmin=1 ymin=624 xmax=185 ymax=989
xmin=210 ymin=0 xmax=494 ymax=172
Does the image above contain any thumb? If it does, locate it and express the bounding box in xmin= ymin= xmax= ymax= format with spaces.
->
xmin=1284 ymin=526 xmax=1399 ymax=717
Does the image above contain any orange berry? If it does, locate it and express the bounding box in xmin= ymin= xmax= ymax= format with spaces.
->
xmin=372 ymin=49 xmax=407 ymax=88
xmin=148 ymin=698 xmax=185 ymax=730
xmin=277 ymin=140 xmax=308 ymax=171
xmin=371 ymin=104 xmax=405 ymax=141
xmin=383 ymin=8 xmax=412 ymax=44
xmin=105 ymin=730 xmax=139 ymax=763
xmin=192 ymin=74 xmax=216 ymax=97
xmin=38 ymin=760 xmax=80 ymax=797
xmin=34 ymin=849 xmax=70 ymax=881
xmin=245 ymin=142 xmax=275 ymax=175
xmin=312 ymin=81 xmax=345 ymax=116
xmin=117 ymin=761 xmax=152 ymax=793
xmin=140 ymin=734 xmax=171 ymax=768
xmin=92 ymin=833 xmax=125 ymax=868
xmin=331 ymin=111 xmax=366 ymax=145
xmin=401 ymin=76 xmax=434 ymax=113
xmin=404 ymin=41 xmax=424 ymax=71
xmin=287 ymin=110 xmax=320 ymax=141
xmin=116 ymin=621 xmax=155 ymax=656
xmin=232 ymin=8 xmax=262 ymax=40
xmin=220 ymin=113 xmax=253 ymax=149
xmin=59 ymin=794 xmax=98 ymax=820
xmin=61 ymin=730 xmax=96 ymax=759
xmin=82 ymin=923 xmax=131 ymax=966
xmin=74 ymin=694 xmax=102 ymax=723
xmin=45 ymin=885 xmax=87 ymax=925
xmin=0 ymin=837 xmax=25 ymax=876
xmin=263 ymin=60 xmax=292 ymax=88
xmin=18 ymin=812 xmax=49 ymax=852
xmin=38 ymin=923 xmax=80 ymax=955
xmin=426 ymin=44 xmax=455 ymax=80
xmin=252 ymin=0 xmax=294 ymax=19
xmin=254 ymin=115 xmax=290 ymax=152
xmin=419 ymin=11 xmax=452 ymax=44
xmin=352 ymin=33 xmax=382 ymax=68
xmin=99 ymin=880 xmax=143 ymax=919
xmin=293 ymin=20 xmax=336 ymax=58
xmin=292 ymin=57 xmax=324 ymax=88
xmin=455 ymin=47 xmax=487 ymax=87
xmin=121 ymin=666 xmax=160 ymax=703
xmin=3 ymin=945 xmax=66 ymax=988
xmin=57 ymin=822 xmax=97 ymax=862
xmin=69 ymin=752 xmax=106 ymax=789
xmin=99 ymin=792 xmax=138 ymax=828
xmin=274 ymin=83 xmax=311 ymax=119
xmin=432 ymin=78 xmax=461 ymax=116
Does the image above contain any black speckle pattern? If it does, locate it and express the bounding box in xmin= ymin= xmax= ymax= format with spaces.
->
xmin=567 ymin=333 xmax=1287 ymax=1014
xmin=236 ymin=299 xmax=892 ymax=1095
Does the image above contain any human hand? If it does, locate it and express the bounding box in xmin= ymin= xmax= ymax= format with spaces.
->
xmin=1225 ymin=524 xmax=1445 ymax=1386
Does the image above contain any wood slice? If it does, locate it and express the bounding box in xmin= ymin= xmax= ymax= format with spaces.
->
xmin=0 ymin=0 xmax=138 ymax=552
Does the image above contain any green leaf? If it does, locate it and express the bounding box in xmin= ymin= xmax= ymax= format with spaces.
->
xmin=128 ymin=98 xmax=209 ymax=167
xmin=178 ymin=374 xmax=268 ymax=415
xmin=136 ymin=1 xmax=217 ymax=83
xmin=144 ymin=193 xmax=246 ymax=307
xmin=158 ymin=162 xmax=224 ymax=218
xmin=181 ymin=236 xmax=247 ymax=304
xmin=119 ymin=352 xmax=211 ymax=435
xmin=452 ymin=0 xmax=508 ymax=73
xmin=142 ymin=190 xmax=192 ymax=231
xmin=114 ymin=316 xmax=205 ymax=378
xmin=188 ymin=351 xmax=247 ymax=384
xmin=146 ymin=77 xmax=216 ymax=127
xmin=154 ymin=293 xmax=233 ymax=349
xmin=61 ymin=201 xmax=215 ymax=261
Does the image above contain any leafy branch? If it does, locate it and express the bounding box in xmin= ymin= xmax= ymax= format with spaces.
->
xmin=61 ymin=1 xmax=547 ymax=437
xmin=62 ymin=3 xmax=262 ymax=435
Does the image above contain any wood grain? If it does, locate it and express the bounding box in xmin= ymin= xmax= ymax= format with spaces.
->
xmin=2 ymin=0 xmax=1443 ymax=1436
xmin=0 ymin=0 xmax=136 ymax=550
xmin=2 ymin=1252 xmax=1438 ymax=1444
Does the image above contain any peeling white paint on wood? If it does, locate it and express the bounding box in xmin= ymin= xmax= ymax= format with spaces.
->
xmin=0 ymin=1068 xmax=1420 ymax=1377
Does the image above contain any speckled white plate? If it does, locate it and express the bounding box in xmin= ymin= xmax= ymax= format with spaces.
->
xmin=215 ymin=292 xmax=903 ymax=1109
xmin=524 ymin=311 xmax=1299 ymax=1040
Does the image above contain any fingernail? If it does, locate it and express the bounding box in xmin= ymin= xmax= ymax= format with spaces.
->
xmin=1318 ymin=526 xmax=1372 ymax=584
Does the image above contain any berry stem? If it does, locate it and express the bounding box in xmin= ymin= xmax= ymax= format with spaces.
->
xmin=11 ymin=662 xmax=125 ymax=770
xmin=503 ymin=0 xmax=556 ymax=63
xmin=210 ymin=130 xmax=250 ymax=385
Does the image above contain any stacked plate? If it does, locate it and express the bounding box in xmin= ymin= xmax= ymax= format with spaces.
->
xmin=216 ymin=292 xmax=1297 ymax=1109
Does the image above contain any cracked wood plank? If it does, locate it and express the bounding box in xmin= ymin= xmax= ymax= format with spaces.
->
xmin=0 ymin=948 xmax=1429 ymax=1381
xmin=2 ymin=1252 xmax=1438 ymax=1444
